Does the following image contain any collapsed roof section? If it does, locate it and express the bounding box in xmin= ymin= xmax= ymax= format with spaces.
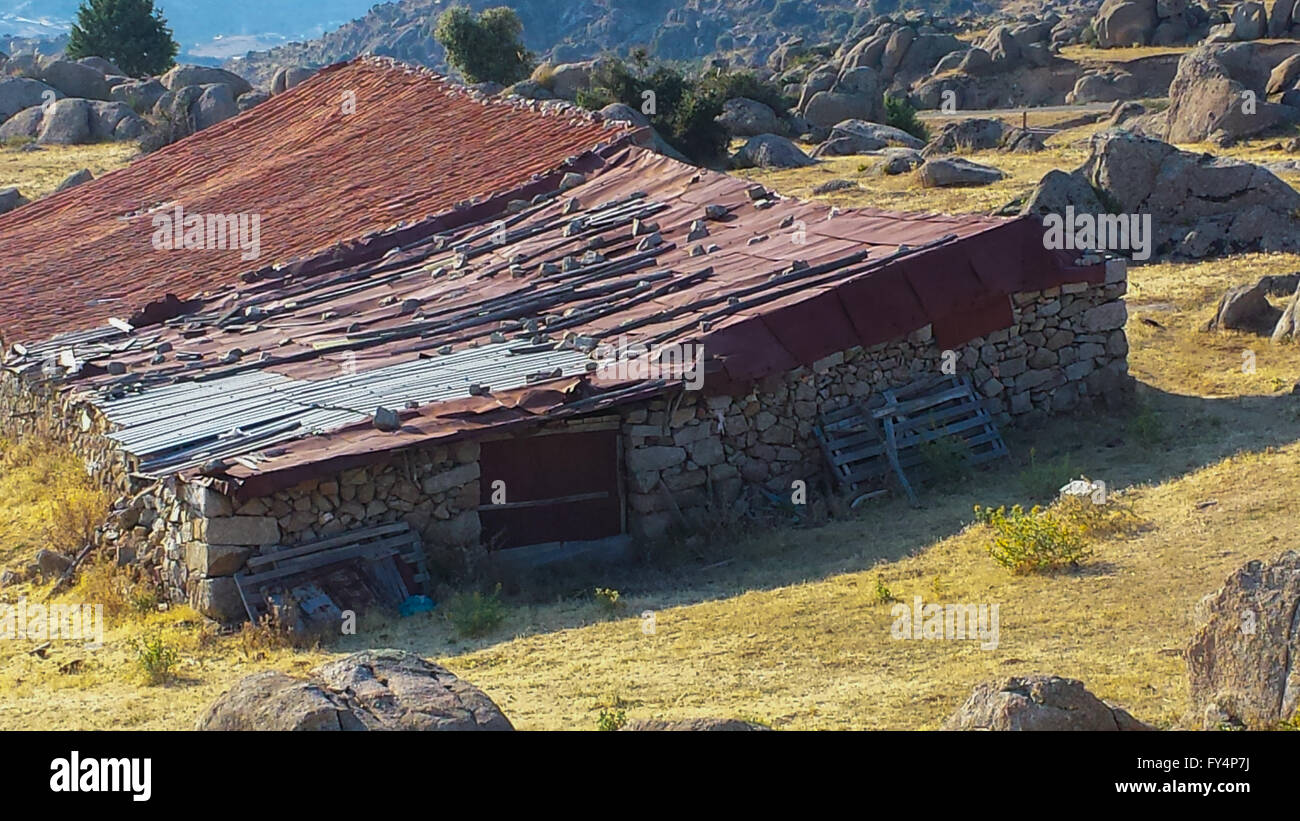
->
xmin=7 ymin=145 xmax=1103 ymax=497
xmin=0 ymin=56 xmax=629 ymax=345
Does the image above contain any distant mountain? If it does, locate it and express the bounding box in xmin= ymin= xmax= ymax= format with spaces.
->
xmin=225 ymin=0 xmax=975 ymax=84
xmin=0 ymin=0 xmax=378 ymax=64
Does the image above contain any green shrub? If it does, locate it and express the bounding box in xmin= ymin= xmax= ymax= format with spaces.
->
xmin=918 ymin=434 xmax=969 ymax=486
xmin=873 ymin=576 xmax=897 ymax=604
xmin=974 ymin=504 xmax=1092 ymax=574
xmin=136 ymin=633 xmax=179 ymax=685
xmin=445 ymin=583 xmax=507 ymax=638
xmin=597 ymin=708 xmax=628 ymax=731
xmin=433 ymin=6 xmax=534 ymax=85
xmin=1127 ymin=402 xmax=1166 ymax=447
xmin=884 ymin=96 xmax=928 ymax=141
xmin=594 ymin=587 xmax=624 ymax=616
xmin=1017 ymin=447 xmax=1074 ymax=502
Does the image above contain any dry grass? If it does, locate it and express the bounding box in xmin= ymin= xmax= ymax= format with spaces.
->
xmin=0 ymin=141 xmax=137 ymax=200
xmin=735 ymin=129 xmax=1094 ymax=215
xmin=4 ymin=130 xmax=1300 ymax=731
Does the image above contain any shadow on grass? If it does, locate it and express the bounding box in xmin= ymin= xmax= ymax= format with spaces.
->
xmin=327 ymin=383 xmax=1300 ymax=656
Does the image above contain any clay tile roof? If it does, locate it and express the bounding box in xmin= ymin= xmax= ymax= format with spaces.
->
xmin=0 ymin=57 xmax=627 ymax=345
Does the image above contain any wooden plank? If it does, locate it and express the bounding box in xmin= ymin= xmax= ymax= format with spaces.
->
xmin=241 ymin=541 xmax=402 ymax=585
xmin=248 ymin=522 xmax=411 ymax=568
xmin=873 ymin=384 xmax=970 ymax=419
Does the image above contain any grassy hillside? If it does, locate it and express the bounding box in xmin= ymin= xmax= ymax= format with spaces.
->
xmin=3 ymin=118 xmax=1300 ymax=731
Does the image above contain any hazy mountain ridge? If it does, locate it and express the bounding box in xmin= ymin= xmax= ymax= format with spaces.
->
xmin=223 ymin=0 xmax=997 ymax=85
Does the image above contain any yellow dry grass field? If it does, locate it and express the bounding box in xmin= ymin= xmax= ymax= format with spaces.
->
xmin=4 ymin=127 xmax=1300 ymax=731
xmin=0 ymin=141 xmax=138 ymax=200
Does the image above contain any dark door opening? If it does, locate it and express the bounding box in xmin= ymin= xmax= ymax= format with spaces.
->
xmin=478 ymin=429 xmax=623 ymax=549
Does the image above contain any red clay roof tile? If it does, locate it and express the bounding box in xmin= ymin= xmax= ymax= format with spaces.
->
xmin=0 ymin=57 xmax=625 ymax=345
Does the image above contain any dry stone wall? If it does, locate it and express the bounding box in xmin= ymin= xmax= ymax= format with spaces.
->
xmin=621 ymin=273 xmax=1131 ymax=539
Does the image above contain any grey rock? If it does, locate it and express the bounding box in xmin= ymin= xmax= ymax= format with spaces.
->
xmin=622 ymin=718 xmax=772 ymax=731
xmin=1187 ymin=551 xmax=1300 ymax=728
xmin=0 ymin=187 xmax=28 ymax=214
xmin=193 ymin=83 xmax=239 ymax=130
xmin=38 ymin=59 xmax=110 ymax=100
xmin=36 ymin=98 xmax=91 ymax=145
xmin=108 ymin=78 xmax=165 ymax=113
xmin=943 ymin=674 xmax=1154 ymax=730
xmin=198 ymin=650 xmax=514 ymax=730
xmin=54 ymin=168 xmax=92 ymax=192
xmin=237 ymin=90 xmax=270 ymax=112
xmin=918 ymin=156 xmax=1005 ymax=187
xmin=271 ymin=65 xmax=316 ymax=95
xmin=922 ymin=118 xmax=1005 ymax=157
xmin=732 ymin=133 xmax=816 ymax=169
xmin=716 ymin=97 xmax=785 ymax=137
xmin=160 ymin=64 xmax=253 ymax=97
xmin=0 ymin=77 xmax=61 ymax=121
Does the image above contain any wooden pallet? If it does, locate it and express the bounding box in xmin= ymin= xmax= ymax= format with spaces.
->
xmin=233 ymin=521 xmax=430 ymax=623
xmin=813 ymin=399 xmax=892 ymax=506
xmin=873 ymin=374 xmax=1009 ymax=504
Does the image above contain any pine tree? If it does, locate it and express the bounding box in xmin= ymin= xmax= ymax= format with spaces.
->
xmin=65 ymin=0 xmax=179 ymax=78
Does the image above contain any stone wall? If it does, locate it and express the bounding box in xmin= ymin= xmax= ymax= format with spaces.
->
xmin=0 ymin=370 xmax=136 ymax=497
xmin=620 ymin=272 xmax=1131 ymax=539
xmin=137 ymin=440 xmax=485 ymax=620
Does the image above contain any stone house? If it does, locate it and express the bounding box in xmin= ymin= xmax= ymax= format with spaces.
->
xmin=0 ymin=59 xmax=1130 ymax=620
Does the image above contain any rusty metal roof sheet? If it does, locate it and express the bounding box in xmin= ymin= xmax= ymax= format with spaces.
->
xmin=5 ymin=133 xmax=1101 ymax=495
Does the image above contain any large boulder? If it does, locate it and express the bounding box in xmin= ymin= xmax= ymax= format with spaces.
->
xmin=1230 ymin=1 xmax=1268 ymax=41
xmin=35 ymin=97 xmax=92 ymax=144
xmin=1094 ymin=0 xmax=1159 ymax=48
xmin=1204 ymin=279 xmax=1283 ymax=333
xmin=193 ymin=83 xmax=239 ymax=130
xmin=0 ymin=187 xmax=28 ymax=215
xmin=75 ymin=56 xmax=122 ymax=76
xmin=918 ymin=156 xmax=1005 ymax=187
xmin=922 ymin=117 xmax=1005 ymax=157
xmin=1082 ymin=129 xmax=1300 ymax=256
xmin=109 ymin=78 xmax=166 ymax=113
xmin=622 ymin=718 xmax=772 ymax=731
xmin=1269 ymin=0 xmax=1299 ymax=37
xmin=38 ymin=59 xmax=109 ymax=100
xmin=731 ymin=133 xmax=815 ymax=169
xmin=1266 ymin=54 xmax=1300 ymax=97
xmin=943 ymin=675 xmax=1154 ymax=730
xmin=1165 ymin=43 xmax=1300 ymax=144
xmin=198 ymin=650 xmax=514 ymax=731
xmin=716 ymin=97 xmax=785 ymax=137
xmin=0 ymin=77 xmax=61 ymax=121
xmin=1187 ymin=552 xmax=1300 ymax=729
xmin=546 ymin=61 xmax=598 ymax=101
xmin=811 ymin=119 xmax=924 ymax=157
xmin=0 ymin=106 xmax=42 ymax=140
xmin=800 ymin=65 xmax=884 ymax=129
xmin=1020 ymin=169 xmax=1107 ymax=219
xmin=160 ymin=64 xmax=252 ymax=97
xmin=271 ymin=65 xmax=315 ymax=95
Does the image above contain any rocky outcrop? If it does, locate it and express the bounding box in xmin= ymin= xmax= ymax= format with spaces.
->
xmin=622 ymin=718 xmax=772 ymax=731
xmin=0 ymin=77 xmax=61 ymax=121
xmin=160 ymin=64 xmax=253 ymax=98
xmin=0 ymin=97 xmax=146 ymax=144
xmin=1093 ymin=0 xmax=1207 ymax=47
xmin=198 ymin=650 xmax=514 ymax=731
xmin=731 ymin=133 xmax=815 ymax=169
xmin=922 ymin=118 xmax=1005 ymax=157
xmin=1078 ymin=129 xmax=1300 ymax=257
xmin=0 ymin=187 xmax=28 ymax=215
xmin=1165 ymin=42 xmax=1300 ymax=144
xmin=1204 ymin=279 xmax=1283 ymax=333
xmin=1187 ymin=552 xmax=1300 ymax=729
xmin=918 ymin=156 xmax=1005 ymax=187
xmin=811 ymin=118 xmax=923 ymax=156
xmin=38 ymin=58 xmax=110 ymax=101
xmin=798 ymin=65 xmax=884 ymax=130
xmin=716 ymin=96 xmax=786 ymax=138
xmin=943 ymin=675 xmax=1154 ymax=730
